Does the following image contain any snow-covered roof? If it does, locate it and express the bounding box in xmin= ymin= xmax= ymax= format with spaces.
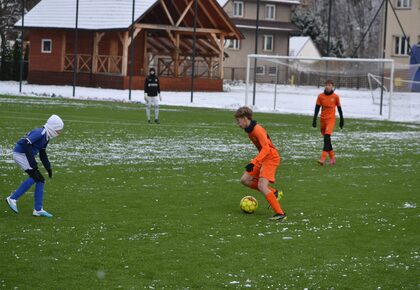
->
xmin=217 ymin=0 xmax=300 ymax=7
xmin=289 ymin=36 xmax=310 ymax=56
xmin=15 ymin=0 xmax=157 ymax=30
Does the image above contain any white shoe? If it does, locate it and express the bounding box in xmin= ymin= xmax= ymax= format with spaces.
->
xmin=33 ymin=209 xmax=53 ymax=218
xmin=6 ymin=196 xmax=18 ymax=213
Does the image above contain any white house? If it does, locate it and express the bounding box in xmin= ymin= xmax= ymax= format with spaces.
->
xmin=289 ymin=36 xmax=320 ymax=57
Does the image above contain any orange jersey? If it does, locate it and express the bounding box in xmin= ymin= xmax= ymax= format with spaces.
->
xmin=316 ymin=93 xmax=341 ymax=119
xmin=246 ymin=122 xmax=279 ymax=164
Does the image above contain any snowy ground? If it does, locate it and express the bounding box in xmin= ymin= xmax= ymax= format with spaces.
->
xmin=0 ymin=80 xmax=419 ymax=122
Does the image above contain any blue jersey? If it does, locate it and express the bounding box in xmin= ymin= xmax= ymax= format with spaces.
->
xmin=14 ymin=127 xmax=49 ymax=156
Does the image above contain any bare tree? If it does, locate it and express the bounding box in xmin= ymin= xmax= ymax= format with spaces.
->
xmin=0 ymin=0 xmax=22 ymax=50
xmin=0 ymin=0 xmax=40 ymax=49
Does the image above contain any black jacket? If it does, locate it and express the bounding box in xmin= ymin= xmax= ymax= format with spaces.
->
xmin=144 ymin=75 xmax=160 ymax=97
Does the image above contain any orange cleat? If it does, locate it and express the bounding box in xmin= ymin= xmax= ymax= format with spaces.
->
xmin=328 ymin=157 xmax=336 ymax=165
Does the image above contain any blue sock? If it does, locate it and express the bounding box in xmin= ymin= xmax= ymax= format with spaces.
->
xmin=34 ymin=182 xmax=45 ymax=211
xmin=11 ymin=178 xmax=35 ymax=200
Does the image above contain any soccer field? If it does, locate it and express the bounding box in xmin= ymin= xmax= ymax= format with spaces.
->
xmin=0 ymin=95 xmax=419 ymax=289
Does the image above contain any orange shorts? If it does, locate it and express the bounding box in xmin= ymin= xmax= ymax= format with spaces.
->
xmin=320 ymin=118 xmax=336 ymax=135
xmin=246 ymin=156 xmax=280 ymax=183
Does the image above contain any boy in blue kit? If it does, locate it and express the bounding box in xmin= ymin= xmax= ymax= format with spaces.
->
xmin=5 ymin=115 xmax=64 ymax=218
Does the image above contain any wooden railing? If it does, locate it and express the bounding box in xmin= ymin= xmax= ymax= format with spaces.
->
xmin=96 ymin=55 xmax=122 ymax=74
xmin=64 ymin=54 xmax=92 ymax=73
xmin=64 ymin=54 xmax=122 ymax=74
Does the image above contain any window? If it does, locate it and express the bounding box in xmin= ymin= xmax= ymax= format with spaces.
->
xmin=265 ymin=4 xmax=276 ymax=20
xmin=233 ymin=1 xmax=244 ymax=17
xmin=226 ymin=39 xmax=240 ymax=50
xmin=256 ymin=65 xmax=265 ymax=75
xmin=394 ymin=36 xmax=410 ymax=55
xmin=41 ymin=39 xmax=52 ymax=53
xmin=396 ymin=0 xmax=411 ymax=8
xmin=263 ymin=35 xmax=274 ymax=51
xmin=268 ymin=66 xmax=277 ymax=76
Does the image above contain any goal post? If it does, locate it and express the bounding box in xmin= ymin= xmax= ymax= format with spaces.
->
xmin=245 ymin=54 xmax=396 ymax=120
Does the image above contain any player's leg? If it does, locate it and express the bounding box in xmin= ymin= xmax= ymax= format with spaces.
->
xmin=25 ymin=169 xmax=52 ymax=217
xmin=319 ymin=119 xmax=328 ymax=165
xmin=146 ymin=99 xmax=152 ymax=123
xmin=258 ymin=158 xmax=286 ymax=221
xmin=6 ymin=153 xmax=36 ymax=213
xmin=152 ymin=97 xmax=160 ymax=124
xmin=240 ymin=163 xmax=261 ymax=190
xmin=325 ymin=119 xmax=336 ymax=165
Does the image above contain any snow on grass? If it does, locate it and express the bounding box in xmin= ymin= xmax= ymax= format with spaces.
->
xmin=1 ymin=80 xmax=419 ymax=122
xmin=402 ymin=202 xmax=416 ymax=209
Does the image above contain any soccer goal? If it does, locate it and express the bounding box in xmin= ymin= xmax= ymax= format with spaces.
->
xmin=367 ymin=63 xmax=420 ymax=122
xmin=245 ymin=55 xmax=399 ymax=120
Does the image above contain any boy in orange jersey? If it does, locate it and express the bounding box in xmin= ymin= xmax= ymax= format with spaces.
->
xmin=235 ymin=106 xmax=287 ymax=221
xmin=312 ymin=80 xmax=344 ymax=165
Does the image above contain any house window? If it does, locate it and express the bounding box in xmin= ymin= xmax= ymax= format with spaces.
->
xmin=256 ymin=65 xmax=265 ymax=75
xmin=41 ymin=39 xmax=52 ymax=53
xmin=263 ymin=35 xmax=274 ymax=51
xmin=233 ymin=1 xmax=244 ymax=17
xmin=268 ymin=66 xmax=277 ymax=76
xmin=226 ymin=39 xmax=240 ymax=50
xmin=396 ymin=0 xmax=411 ymax=8
xmin=394 ymin=36 xmax=410 ymax=55
xmin=265 ymin=4 xmax=276 ymax=20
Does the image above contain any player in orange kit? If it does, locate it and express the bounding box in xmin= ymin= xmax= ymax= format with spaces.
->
xmin=235 ymin=106 xmax=286 ymax=221
xmin=312 ymin=80 xmax=344 ymax=165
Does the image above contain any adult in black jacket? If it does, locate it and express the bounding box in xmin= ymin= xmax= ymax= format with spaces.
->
xmin=144 ymin=68 xmax=162 ymax=124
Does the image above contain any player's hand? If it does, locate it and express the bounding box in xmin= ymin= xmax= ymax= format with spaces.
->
xmin=312 ymin=119 xmax=317 ymax=128
xmin=339 ymin=118 xmax=344 ymax=129
xmin=46 ymin=168 xmax=52 ymax=178
xmin=159 ymin=94 xmax=162 ymax=101
xmin=245 ymin=163 xmax=254 ymax=172
xmin=144 ymin=93 xmax=149 ymax=103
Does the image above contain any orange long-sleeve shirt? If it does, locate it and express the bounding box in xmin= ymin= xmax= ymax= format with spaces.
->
xmin=246 ymin=121 xmax=279 ymax=164
xmin=316 ymin=92 xmax=341 ymax=120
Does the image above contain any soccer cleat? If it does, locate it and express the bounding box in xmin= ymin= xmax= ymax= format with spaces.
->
xmin=33 ymin=209 xmax=53 ymax=218
xmin=318 ymin=157 xmax=326 ymax=166
xmin=275 ymin=190 xmax=284 ymax=200
xmin=269 ymin=213 xmax=287 ymax=222
xmin=155 ymin=119 xmax=160 ymax=124
xmin=267 ymin=190 xmax=284 ymax=208
xmin=5 ymin=196 xmax=18 ymax=213
xmin=328 ymin=157 xmax=336 ymax=165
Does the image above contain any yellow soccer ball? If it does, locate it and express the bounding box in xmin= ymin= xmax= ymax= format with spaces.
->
xmin=240 ymin=196 xmax=258 ymax=214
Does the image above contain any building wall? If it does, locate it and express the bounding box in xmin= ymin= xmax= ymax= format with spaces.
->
xmin=298 ymin=42 xmax=321 ymax=57
xmin=28 ymin=29 xmax=65 ymax=72
xmin=27 ymin=71 xmax=223 ymax=91
xmin=222 ymin=0 xmax=293 ymax=80
xmin=26 ymin=26 xmax=222 ymax=91
xmin=224 ymin=1 xmax=292 ymax=21
xmin=384 ymin=0 xmax=420 ymax=65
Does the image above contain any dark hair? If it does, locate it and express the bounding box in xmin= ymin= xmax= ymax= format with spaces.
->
xmin=149 ymin=68 xmax=156 ymax=72
xmin=325 ymin=79 xmax=335 ymax=85
xmin=234 ymin=106 xmax=253 ymax=120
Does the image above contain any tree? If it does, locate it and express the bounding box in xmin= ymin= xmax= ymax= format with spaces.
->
xmin=0 ymin=0 xmax=22 ymax=52
xmin=291 ymin=0 xmax=383 ymax=58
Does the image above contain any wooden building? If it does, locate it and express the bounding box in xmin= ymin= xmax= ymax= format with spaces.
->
xmin=16 ymin=0 xmax=243 ymax=91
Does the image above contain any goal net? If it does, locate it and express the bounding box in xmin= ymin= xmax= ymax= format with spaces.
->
xmin=244 ymin=55 xmax=420 ymax=121
xmin=367 ymin=62 xmax=420 ymax=121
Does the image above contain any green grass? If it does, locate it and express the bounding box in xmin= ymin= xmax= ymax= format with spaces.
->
xmin=0 ymin=95 xmax=419 ymax=289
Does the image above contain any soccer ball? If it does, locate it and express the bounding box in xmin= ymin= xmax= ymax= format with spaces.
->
xmin=240 ymin=196 xmax=258 ymax=214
